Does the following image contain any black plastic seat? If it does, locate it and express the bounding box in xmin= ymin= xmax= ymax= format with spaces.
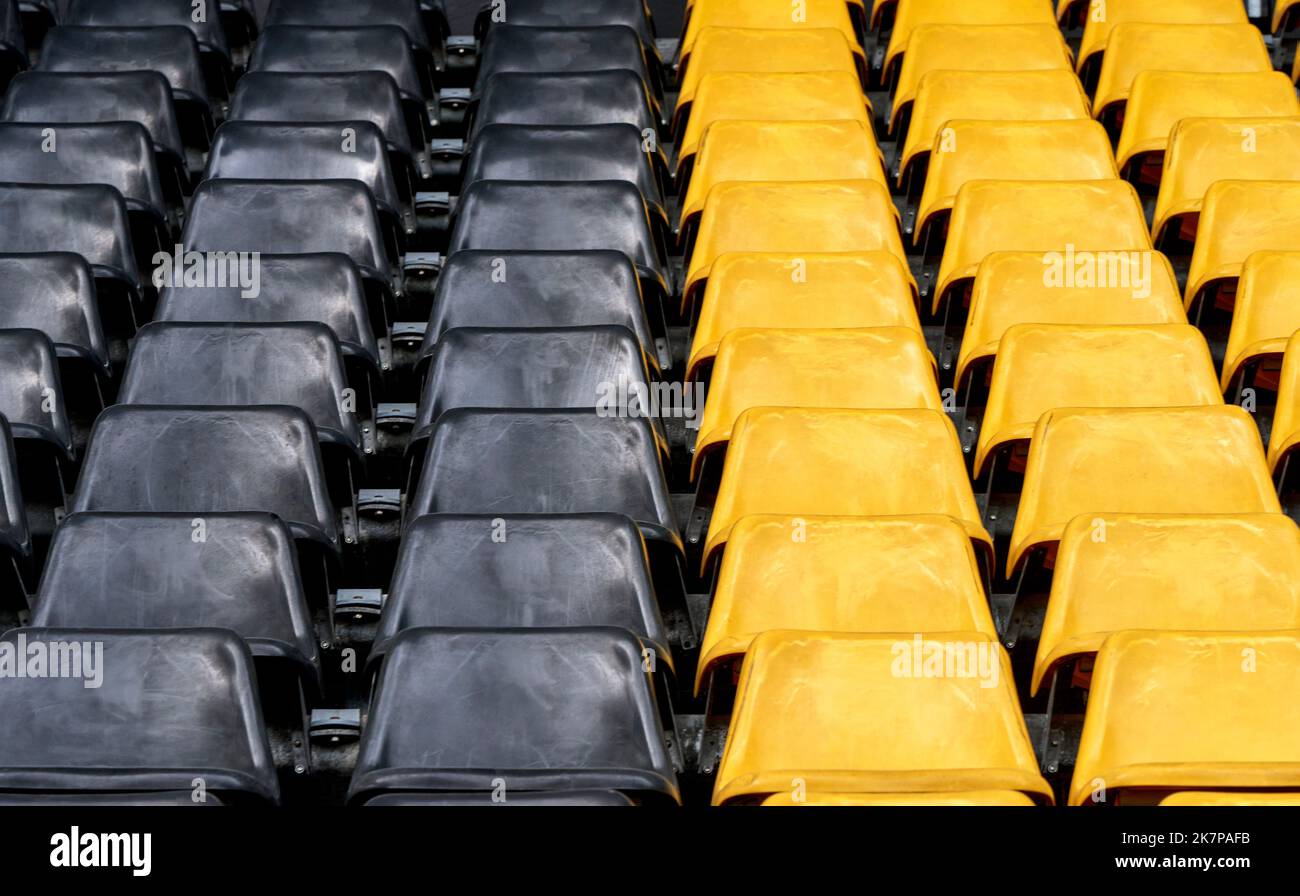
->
xmin=469 ymin=70 xmax=661 ymax=144
xmin=0 ymin=253 xmax=109 ymax=377
xmin=0 ymin=0 xmax=25 ymax=96
xmin=0 ymin=183 xmax=140 ymax=340
xmin=229 ymin=70 xmax=427 ymax=184
xmin=182 ymin=180 xmax=396 ymax=332
xmin=0 ymin=328 xmax=73 ymax=460
xmin=64 ymin=0 xmax=234 ymax=97
xmin=264 ymin=0 xmax=441 ymax=74
xmin=71 ymin=405 xmax=338 ymax=552
xmin=33 ymin=511 xmax=320 ymax=694
xmin=0 ymin=628 xmax=280 ymax=804
xmin=0 ymin=791 xmax=224 ymax=805
xmin=448 ymin=181 xmax=670 ymax=361
xmin=1 ymin=71 xmax=193 ymax=186
xmin=475 ymin=24 xmax=661 ymax=104
xmin=412 ymin=326 xmax=666 ymax=472
xmin=119 ymin=322 xmax=364 ymax=463
xmin=375 ymin=513 xmax=670 ymax=670
xmin=364 ymin=790 xmax=634 ymax=806
xmin=37 ymin=26 xmax=215 ymax=151
xmin=205 ymin=121 xmax=413 ymax=244
xmin=0 ymin=122 xmax=175 ymax=261
xmin=474 ymin=0 xmax=656 ymax=59
xmin=155 ymin=252 xmax=380 ymax=372
xmin=347 ymin=627 xmax=679 ymax=805
xmin=420 ymin=250 xmax=658 ymax=375
xmin=0 ymin=415 xmax=31 ymax=574
xmin=464 ymin=124 xmax=667 ymax=242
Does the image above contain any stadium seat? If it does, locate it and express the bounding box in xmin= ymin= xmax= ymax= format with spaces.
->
xmin=1267 ymin=331 xmax=1300 ymax=478
xmin=679 ymin=119 xmax=886 ymax=247
xmin=975 ymin=324 xmax=1222 ymax=477
xmin=914 ymin=119 xmax=1116 ymax=247
xmin=476 ymin=25 xmax=660 ymax=102
xmin=155 ymin=253 xmax=380 ymax=372
xmin=0 ymin=328 xmax=73 ymax=460
xmin=678 ymin=0 xmax=860 ymax=72
xmin=935 ymin=179 xmax=1150 ymax=318
xmin=763 ymin=791 xmax=1037 ymax=806
xmin=0 ymin=628 xmax=279 ymax=803
xmin=884 ymin=0 xmax=1057 ymax=83
xmin=1075 ymin=0 xmax=1248 ymax=83
xmin=182 ymin=180 xmax=396 ymax=331
xmin=688 ymin=251 xmax=921 ymax=382
xmin=347 ymin=628 xmax=679 ymax=804
xmin=1221 ymin=252 xmax=1300 ymax=393
xmin=1091 ymin=24 xmax=1273 ymax=125
xmin=64 ymin=0 xmax=233 ymax=84
xmin=117 ymin=322 xmax=364 ymax=463
xmin=1007 ymin=406 xmax=1281 ymax=577
xmin=676 ymin=71 xmax=871 ymax=184
xmin=469 ymin=71 xmax=660 ymax=147
xmin=958 ymin=251 xmax=1185 ymax=390
xmin=373 ymin=513 xmax=669 ymax=669
xmin=1070 ymin=631 xmax=1300 ymax=805
xmin=2 ymin=70 xmax=192 ymax=187
xmin=70 ymin=405 xmax=338 ymax=552
xmin=713 ymin=631 xmax=1052 ymax=805
xmin=229 ymin=71 xmax=425 ymax=184
xmin=674 ymin=27 xmax=864 ymax=141
xmin=0 ymin=253 xmax=109 ymax=377
xmin=33 ymin=511 xmax=321 ymax=693
xmin=263 ymin=0 xmax=439 ymax=72
xmin=0 ymin=184 xmax=140 ymax=340
xmin=890 ymin=23 xmax=1073 ymax=137
xmin=898 ymin=70 xmax=1090 ymax=191
xmin=1115 ymin=71 xmax=1300 ymax=179
xmin=419 ymin=251 xmax=658 ymax=375
xmin=204 ymin=121 xmax=413 ymax=247
xmin=1032 ymin=513 xmax=1300 ymax=696
xmin=1186 ymin=181 xmax=1300 ymax=314
xmin=37 ymin=26 xmax=214 ymax=137
xmin=696 ymin=515 xmax=996 ymax=694
xmin=462 ymin=124 xmax=667 ymax=242
xmin=684 ymin=181 xmax=904 ymax=320
xmin=702 ymin=408 xmax=991 ymax=572
xmin=692 ymin=328 xmax=941 ymax=481
xmin=364 ymin=791 xmax=636 ymax=807
xmin=410 ymin=326 xmax=665 ymax=471
xmin=1153 ymin=119 xmax=1300 ymax=248
xmin=476 ymin=0 xmax=656 ymax=57
xmin=0 ymin=416 xmax=30 ymax=568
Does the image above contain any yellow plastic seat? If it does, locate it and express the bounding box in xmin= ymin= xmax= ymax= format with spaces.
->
xmin=696 ymin=514 xmax=996 ymax=694
xmin=1076 ymin=0 xmax=1247 ymax=80
xmin=684 ymin=180 xmax=904 ymax=317
xmin=890 ymin=23 xmax=1073 ymax=136
xmin=916 ymin=119 xmax=1116 ymax=247
xmin=976 ymin=324 xmax=1222 ymax=478
xmin=679 ymin=0 xmax=864 ymax=81
xmin=703 ymin=407 xmax=991 ymax=572
xmin=1008 ymin=406 xmax=1281 ymax=577
xmin=1222 ymin=253 xmax=1300 ymax=392
xmin=1115 ymin=71 xmax=1300 ymax=178
xmin=958 ymin=251 xmax=1185 ymax=390
xmin=674 ymin=27 xmax=864 ymax=140
xmin=715 ymin=630 xmax=1054 ymax=805
xmin=899 ymin=69 xmax=1090 ymax=189
xmin=1033 ymin=513 xmax=1300 ymax=697
xmin=1276 ymin=0 xmax=1300 ymax=33
xmin=763 ymin=790 xmax=1037 ymax=806
xmin=884 ymin=0 xmax=1057 ymax=83
xmin=1092 ymin=24 xmax=1272 ymax=124
xmin=680 ymin=119 xmax=886 ymax=236
xmin=693 ymin=328 xmax=940 ymax=480
xmin=1186 ymin=180 xmax=1300 ymax=312
xmin=688 ymin=252 xmax=921 ymax=381
xmin=1267 ymin=331 xmax=1300 ymax=475
xmin=1070 ymin=631 xmax=1300 ymax=806
xmin=1154 ymin=119 xmax=1300 ymax=247
xmin=677 ymin=70 xmax=872 ymax=180
xmin=1160 ymin=791 xmax=1300 ymax=806
xmin=935 ymin=179 xmax=1150 ymax=317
